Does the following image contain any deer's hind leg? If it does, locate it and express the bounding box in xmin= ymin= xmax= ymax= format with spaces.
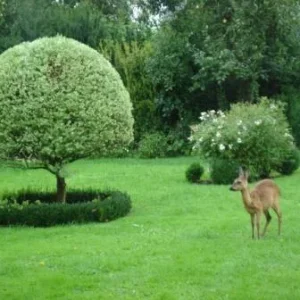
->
xmin=255 ymin=212 xmax=262 ymax=239
xmin=262 ymin=210 xmax=272 ymax=237
xmin=272 ymin=205 xmax=282 ymax=236
xmin=250 ymin=214 xmax=255 ymax=239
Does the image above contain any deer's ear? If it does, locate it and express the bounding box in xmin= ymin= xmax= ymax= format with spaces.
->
xmin=239 ymin=166 xmax=244 ymax=176
xmin=244 ymin=170 xmax=249 ymax=180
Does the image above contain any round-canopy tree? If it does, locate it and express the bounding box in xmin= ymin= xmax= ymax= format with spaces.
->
xmin=0 ymin=36 xmax=134 ymax=202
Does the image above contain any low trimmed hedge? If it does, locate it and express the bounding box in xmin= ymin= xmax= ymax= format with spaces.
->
xmin=0 ymin=189 xmax=131 ymax=227
xmin=185 ymin=163 xmax=204 ymax=183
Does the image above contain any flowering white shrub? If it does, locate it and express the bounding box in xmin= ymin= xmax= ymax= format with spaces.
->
xmin=190 ymin=98 xmax=295 ymax=176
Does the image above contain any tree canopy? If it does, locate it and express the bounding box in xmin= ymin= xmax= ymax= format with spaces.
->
xmin=0 ymin=0 xmax=149 ymax=53
xmin=146 ymin=0 xmax=300 ymax=132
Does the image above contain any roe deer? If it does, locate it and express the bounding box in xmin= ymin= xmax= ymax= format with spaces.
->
xmin=230 ymin=168 xmax=282 ymax=239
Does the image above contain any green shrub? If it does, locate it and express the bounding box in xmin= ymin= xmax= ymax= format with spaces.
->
xmin=210 ymin=159 xmax=240 ymax=184
xmin=0 ymin=189 xmax=131 ymax=227
xmin=138 ymin=132 xmax=168 ymax=158
xmin=191 ymin=98 xmax=295 ymax=176
xmin=185 ymin=163 xmax=204 ymax=183
xmin=276 ymin=149 xmax=300 ymax=175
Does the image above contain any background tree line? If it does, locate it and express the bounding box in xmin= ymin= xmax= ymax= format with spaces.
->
xmin=1 ymin=0 xmax=300 ymax=153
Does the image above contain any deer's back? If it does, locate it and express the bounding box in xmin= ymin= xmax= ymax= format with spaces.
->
xmin=251 ymin=179 xmax=280 ymax=209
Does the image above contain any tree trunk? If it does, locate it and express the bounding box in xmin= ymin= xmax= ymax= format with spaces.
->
xmin=56 ymin=175 xmax=66 ymax=203
xmin=217 ymin=84 xmax=229 ymax=110
xmin=237 ymin=79 xmax=258 ymax=103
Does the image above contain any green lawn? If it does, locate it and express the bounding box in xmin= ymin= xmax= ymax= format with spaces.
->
xmin=0 ymin=157 xmax=300 ymax=300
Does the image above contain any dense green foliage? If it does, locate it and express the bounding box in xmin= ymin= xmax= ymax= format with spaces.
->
xmin=0 ymin=189 xmax=131 ymax=226
xmin=191 ymin=99 xmax=295 ymax=177
xmin=185 ymin=162 xmax=204 ymax=183
xmin=0 ymin=36 xmax=133 ymax=201
xmin=278 ymin=87 xmax=300 ymax=147
xmin=100 ymin=40 xmax=157 ymax=141
xmin=0 ymin=0 xmax=147 ymax=52
xmin=146 ymin=0 xmax=300 ymax=135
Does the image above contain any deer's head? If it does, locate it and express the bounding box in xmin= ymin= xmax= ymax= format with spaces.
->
xmin=230 ymin=167 xmax=249 ymax=191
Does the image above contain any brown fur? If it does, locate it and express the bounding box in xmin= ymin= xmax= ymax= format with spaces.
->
xmin=230 ymin=169 xmax=282 ymax=239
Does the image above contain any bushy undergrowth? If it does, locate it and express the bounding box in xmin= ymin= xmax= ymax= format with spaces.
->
xmin=210 ymin=159 xmax=240 ymax=184
xmin=276 ymin=149 xmax=300 ymax=175
xmin=138 ymin=130 xmax=191 ymax=158
xmin=0 ymin=189 xmax=131 ymax=227
xmin=138 ymin=132 xmax=168 ymax=158
xmin=191 ymin=98 xmax=295 ymax=178
xmin=185 ymin=163 xmax=204 ymax=183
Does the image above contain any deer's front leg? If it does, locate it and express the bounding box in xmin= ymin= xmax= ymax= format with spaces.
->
xmin=250 ymin=214 xmax=255 ymax=239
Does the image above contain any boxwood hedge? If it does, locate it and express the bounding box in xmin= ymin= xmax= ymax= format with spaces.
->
xmin=0 ymin=189 xmax=131 ymax=227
